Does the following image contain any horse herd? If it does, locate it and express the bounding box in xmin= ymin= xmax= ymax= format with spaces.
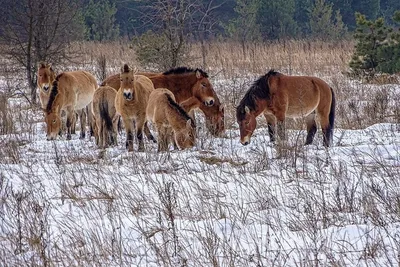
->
xmin=37 ymin=62 xmax=336 ymax=152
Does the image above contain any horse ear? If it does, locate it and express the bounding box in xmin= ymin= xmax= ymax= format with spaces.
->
xmin=245 ymin=106 xmax=250 ymax=114
xmin=195 ymin=70 xmax=202 ymax=79
xmin=46 ymin=63 xmax=51 ymax=69
xmin=186 ymin=119 xmax=192 ymax=129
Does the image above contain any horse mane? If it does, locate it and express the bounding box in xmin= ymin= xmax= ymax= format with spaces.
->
xmin=163 ymin=67 xmax=209 ymax=78
xmin=46 ymin=73 xmax=63 ymax=113
xmin=122 ymin=64 xmax=130 ymax=73
xmin=165 ymin=94 xmax=196 ymax=128
xmin=236 ymin=70 xmax=280 ymax=120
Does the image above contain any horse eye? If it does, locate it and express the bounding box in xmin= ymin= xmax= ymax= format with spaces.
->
xmin=52 ymin=119 xmax=56 ymax=123
xmin=245 ymin=121 xmax=250 ymax=126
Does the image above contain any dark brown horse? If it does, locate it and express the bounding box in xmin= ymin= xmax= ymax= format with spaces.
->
xmin=236 ymin=70 xmax=335 ymax=147
xmin=102 ymin=67 xmax=224 ymax=136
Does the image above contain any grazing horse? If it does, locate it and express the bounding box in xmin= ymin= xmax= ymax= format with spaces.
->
xmin=102 ymin=67 xmax=224 ymax=136
xmin=45 ymin=71 xmax=97 ymax=140
xmin=37 ymin=62 xmax=56 ymax=109
xmin=146 ymin=88 xmax=196 ymax=152
xmin=92 ymin=85 xmax=119 ymax=148
xmin=114 ymin=64 xmax=156 ymax=152
xmin=236 ymin=70 xmax=335 ymax=147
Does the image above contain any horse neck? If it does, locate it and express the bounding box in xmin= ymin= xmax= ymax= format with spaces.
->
xmin=163 ymin=73 xmax=197 ymax=102
xmin=253 ymin=99 xmax=268 ymax=117
xmin=166 ymin=102 xmax=190 ymax=131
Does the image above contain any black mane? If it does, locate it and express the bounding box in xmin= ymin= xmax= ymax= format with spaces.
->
xmin=163 ymin=67 xmax=208 ymax=78
xmin=46 ymin=73 xmax=63 ymax=113
xmin=166 ymin=94 xmax=196 ymax=128
xmin=236 ymin=70 xmax=279 ymax=120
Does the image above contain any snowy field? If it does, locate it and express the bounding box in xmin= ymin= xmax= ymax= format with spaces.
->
xmin=1 ymin=73 xmax=400 ymax=266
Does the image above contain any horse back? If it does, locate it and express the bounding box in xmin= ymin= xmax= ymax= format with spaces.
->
xmin=101 ymin=73 xmax=120 ymax=90
xmin=267 ymin=74 xmax=332 ymax=118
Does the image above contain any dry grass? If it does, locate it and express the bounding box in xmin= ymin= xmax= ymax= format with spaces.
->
xmin=0 ymin=40 xmax=400 ymax=267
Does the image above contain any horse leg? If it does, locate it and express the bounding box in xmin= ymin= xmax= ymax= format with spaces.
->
xmin=65 ymin=108 xmax=75 ymax=140
xmin=111 ymin=115 xmax=119 ymax=146
xmin=320 ymin=115 xmax=331 ymax=147
xmin=79 ymin=108 xmax=87 ymax=139
xmin=122 ymin=116 xmax=135 ymax=152
xmin=70 ymin=111 xmax=77 ymax=135
xmin=87 ymin=104 xmax=94 ymax=137
xmin=263 ymin=113 xmax=276 ymax=142
xmin=305 ymin=112 xmax=317 ymax=145
xmin=136 ymin=117 xmax=146 ymax=152
xmin=144 ymin=121 xmax=156 ymax=143
xmin=102 ymin=120 xmax=108 ymax=148
xmin=157 ymin=125 xmax=168 ymax=152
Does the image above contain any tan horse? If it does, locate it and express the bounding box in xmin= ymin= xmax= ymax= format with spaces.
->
xmin=102 ymin=67 xmax=224 ymax=136
xmin=236 ymin=70 xmax=335 ymax=147
xmin=37 ymin=62 xmax=56 ymax=109
xmin=92 ymin=85 xmax=119 ymax=148
xmin=115 ymin=64 xmax=155 ymax=152
xmin=146 ymin=88 xmax=196 ymax=152
xmin=45 ymin=71 xmax=97 ymax=140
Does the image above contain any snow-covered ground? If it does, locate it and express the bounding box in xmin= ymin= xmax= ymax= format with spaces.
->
xmin=1 ymin=75 xmax=400 ymax=266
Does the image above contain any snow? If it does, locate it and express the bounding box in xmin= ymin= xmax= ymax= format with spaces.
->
xmin=1 ymin=79 xmax=400 ymax=266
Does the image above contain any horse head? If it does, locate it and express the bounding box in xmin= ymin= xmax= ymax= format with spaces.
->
xmin=192 ymin=69 xmax=216 ymax=106
xmin=174 ymin=119 xmax=196 ymax=150
xmin=37 ymin=62 xmax=55 ymax=92
xmin=120 ymin=64 xmax=137 ymax=101
xmin=45 ymin=110 xmax=61 ymax=140
xmin=236 ymin=105 xmax=257 ymax=145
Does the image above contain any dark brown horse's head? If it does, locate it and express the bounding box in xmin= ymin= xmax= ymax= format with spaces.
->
xmin=37 ymin=62 xmax=55 ymax=92
xmin=201 ymin=102 xmax=225 ymax=136
xmin=120 ymin=64 xmax=136 ymax=101
xmin=45 ymin=111 xmax=62 ymax=140
xmin=191 ymin=70 xmax=225 ymax=136
xmin=192 ymin=69 xmax=215 ymax=106
xmin=236 ymin=105 xmax=257 ymax=145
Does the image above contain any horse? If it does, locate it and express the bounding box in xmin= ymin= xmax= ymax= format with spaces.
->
xmin=114 ymin=64 xmax=156 ymax=152
xmin=45 ymin=71 xmax=97 ymax=140
xmin=92 ymin=85 xmax=119 ymax=148
xmin=146 ymin=88 xmax=196 ymax=152
xmin=37 ymin=62 xmax=56 ymax=109
xmin=102 ymin=67 xmax=224 ymax=136
xmin=236 ymin=70 xmax=335 ymax=147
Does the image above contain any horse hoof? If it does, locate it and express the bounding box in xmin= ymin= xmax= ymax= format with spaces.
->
xmin=67 ymin=134 xmax=72 ymax=140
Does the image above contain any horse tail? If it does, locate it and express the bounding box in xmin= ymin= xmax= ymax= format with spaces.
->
xmin=99 ymin=101 xmax=113 ymax=132
xmin=328 ymin=87 xmax=336 ymax=142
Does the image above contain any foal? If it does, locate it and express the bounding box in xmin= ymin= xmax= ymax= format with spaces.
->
xmin=146 ymin=88 xmax=196 ymax=152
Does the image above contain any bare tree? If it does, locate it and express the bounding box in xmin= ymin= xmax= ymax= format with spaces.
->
xmin=133 ymin=0 xmax=226 ymax=70
xmin=0 ymin=0 xmax=85 ymax=104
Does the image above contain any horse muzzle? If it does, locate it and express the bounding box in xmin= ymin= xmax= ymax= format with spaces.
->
xmin=123 ymin=92 xmax=133 ymax=100
xmin=204 ymin=98 xmax=215 ymax=107
xmin=240 ymin=136 xmax=251 ymax=146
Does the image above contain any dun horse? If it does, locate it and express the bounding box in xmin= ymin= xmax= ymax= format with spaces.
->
xmin=146 ymin=88 xmax=196 ymax=152
xmin=102 ymin=67 xmax=224 ymax=136
xmin=236 ymin=70 xmax=335 ymax=147
xmin=37 ymin=62 xmax=56 ymax=109
xmin=45 ymin=71 xmax=97 ymax=140
xmin=92 ymin=85 xmax=119 ymax=148
xmin=115 ymin=64 xmax=156 ymax=152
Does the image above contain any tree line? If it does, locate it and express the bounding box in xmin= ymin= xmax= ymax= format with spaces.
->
xmin=0 ymin=0 xmax=399 ymax=104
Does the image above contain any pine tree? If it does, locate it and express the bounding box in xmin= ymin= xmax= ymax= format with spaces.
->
xmin=309 ymin=0 xmax=347 ymax=40
xmin=349 ymin=12 xmax=400 ymax=76
xmin=85 ymin=0 xmax=119 ymax=41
